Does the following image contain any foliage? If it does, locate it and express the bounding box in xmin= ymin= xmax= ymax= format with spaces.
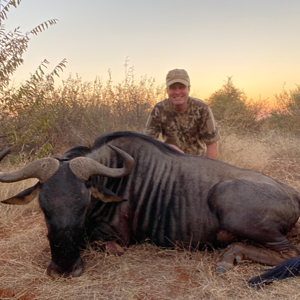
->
xmin=45 ymin=66 xmax=166 ymax=154
xmin=0 ymin=0 xmax=58 ymax=90
xmin=267 ymin=84 xmax=300 ymax=134
xmin=1 ymin=60 xmax=67 ymax=157
xmin=1 ymin=0 xmax=299 ymax=157
xmin=207 ymin=77 xmax=266 ymax=134
xmin=0 ymin=0 xmax=66 ymax=158
xmin=1 ymin=63 xmax=165 ymax=157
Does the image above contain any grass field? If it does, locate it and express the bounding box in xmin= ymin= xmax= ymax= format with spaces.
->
xmin=1 ymin=131 xmax=300 ymax=299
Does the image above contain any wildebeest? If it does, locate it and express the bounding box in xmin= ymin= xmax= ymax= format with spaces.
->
xmin=1 ymin=131 xmax=300 ymax=286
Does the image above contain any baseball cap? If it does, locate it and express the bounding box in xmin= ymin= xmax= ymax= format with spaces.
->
xmin=166 ymin=69 xmax=190 ymax=87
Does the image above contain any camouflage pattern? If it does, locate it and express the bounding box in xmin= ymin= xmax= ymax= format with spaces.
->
xmin=145 ymin=97 xmax=220 ymax=156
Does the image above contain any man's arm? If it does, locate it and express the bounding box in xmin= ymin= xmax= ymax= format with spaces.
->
xmin=145 ymin=107 xmax=162 ymax=139
xmin=206 ymin=142 xmax=218 ymax=159
xmin=202 ymin=105 xmax=220 ymax=159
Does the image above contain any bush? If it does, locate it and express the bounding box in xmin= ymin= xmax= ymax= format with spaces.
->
xmin=45 ymin=67 xmax=166 ymax=154
xmin=0 ymin=0 xmax=67 ymax=159
xmin=267 ymin=84 xmax=300 ymax=134
xmin=1 ymin=65 xmax=166 ymax=157
xmin=1 ymin=60 xmax=67 ymax=155
xmin=207 ymin=77 xmax=267 ymax=135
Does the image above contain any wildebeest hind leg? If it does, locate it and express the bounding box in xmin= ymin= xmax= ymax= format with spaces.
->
xmin=216 ymin=241 xmax=299 ymax=274
xmin=209 ymin=179 xmax=300 ymax=274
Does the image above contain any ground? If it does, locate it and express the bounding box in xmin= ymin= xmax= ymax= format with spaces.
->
xmin=1 ymin=204 xmax=300 ymax=300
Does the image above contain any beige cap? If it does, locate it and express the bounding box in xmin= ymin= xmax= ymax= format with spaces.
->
xmin=166 ymin=69 xmax=190 ymax=87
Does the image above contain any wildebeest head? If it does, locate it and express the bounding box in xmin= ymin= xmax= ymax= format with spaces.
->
xmin=0 ymin=145 xmax=134 ymax=278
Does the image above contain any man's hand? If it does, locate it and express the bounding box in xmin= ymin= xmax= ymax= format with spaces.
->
xmin=168 ymin=144 xmax=185 ymax=153
xmin=206 ymin=142 xmax=218 ymax=159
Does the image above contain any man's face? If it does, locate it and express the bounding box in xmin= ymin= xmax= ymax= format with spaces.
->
xmin=167 ymin=82 xmax=190 ymax=111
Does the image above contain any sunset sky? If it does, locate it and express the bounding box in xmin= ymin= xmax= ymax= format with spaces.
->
xmin=2 ymin=0 xmax=300 ymax=102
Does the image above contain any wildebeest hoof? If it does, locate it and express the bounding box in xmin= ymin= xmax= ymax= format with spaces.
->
xmin=216 ymin=262 xmax=233 ymax=275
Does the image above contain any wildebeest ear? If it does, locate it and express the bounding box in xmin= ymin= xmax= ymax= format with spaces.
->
xmin=88 ymin=184 xmax=124 ymax=203
xmin=1 ymin=182 xmax=41 ymax=205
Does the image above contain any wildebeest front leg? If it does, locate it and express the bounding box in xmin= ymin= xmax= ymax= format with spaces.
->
xmin=216 ymin=242 xmax=299 ymax=274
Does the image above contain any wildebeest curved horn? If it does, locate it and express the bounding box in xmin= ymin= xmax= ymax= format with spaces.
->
xmin=69 ymin=145 xmax=135 ymax=181
xmin=0 ymin=157 xmax=60 ymax=183
xmin=0 ymin=145 xmax=17 ymax=162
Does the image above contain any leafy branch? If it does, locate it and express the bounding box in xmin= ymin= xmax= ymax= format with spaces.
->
xmin=0 ymin=0 xmax=67 ymax=158
xmin=0 ymin=0 xmax=59 ymax=89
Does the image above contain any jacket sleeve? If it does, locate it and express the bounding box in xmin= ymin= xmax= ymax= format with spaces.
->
xmin=201 ymin=106 xmax=220 ymax=145
xmin=145 ymin=106 xmax=162 ymax=139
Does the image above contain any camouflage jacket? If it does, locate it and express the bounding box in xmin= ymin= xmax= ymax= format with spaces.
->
xmin=145 ymin=97 xmax=220 ymax=156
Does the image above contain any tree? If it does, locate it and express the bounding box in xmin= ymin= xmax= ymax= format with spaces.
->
xmin=0 ymin=0 xmax=62 ymax=89
xmin=268 ymin=84 xmax=300 ymax=134
xmin=0 ymin=0 xmax=67 ymax=157
xmin=208 ymin=77 xmax=260 ymax=133
xmin=208 ymin=77 xmax=248 ymax=120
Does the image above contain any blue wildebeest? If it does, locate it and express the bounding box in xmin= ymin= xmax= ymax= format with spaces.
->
xmin=1 ymin=131 xmax=300 ymax=286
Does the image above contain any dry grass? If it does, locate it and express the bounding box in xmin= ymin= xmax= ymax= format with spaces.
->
xmin=2 ymin=132 xmax=300 ymax=299
xmin=219 ymin=130 xmax=300 ymax=190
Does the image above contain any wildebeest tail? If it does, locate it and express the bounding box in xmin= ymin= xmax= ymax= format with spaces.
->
xmin=248 ymin=256 xmax=300 ymax=288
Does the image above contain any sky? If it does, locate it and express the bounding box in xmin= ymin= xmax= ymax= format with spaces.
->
xmin=2 ymin=0 xmax=300 ymax=102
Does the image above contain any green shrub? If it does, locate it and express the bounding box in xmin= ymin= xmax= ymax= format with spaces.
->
xmin=267 ymin=85 xmax=300 ymax=134
xmin=1 ymin=65 xmax=166 ymax=157
xmin=207 ymin=77 xmax=267 ymax=135
xmin=1 ymin=60 xmax=66 ymax=157
xmin=0 ymin=0 xmax=65 ymax=158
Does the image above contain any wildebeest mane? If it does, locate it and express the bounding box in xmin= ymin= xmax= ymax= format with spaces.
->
xmin=93 ymin=131 xmax=182 ymax=155
xmin=59 ymin=146 xmax=91 ymax=161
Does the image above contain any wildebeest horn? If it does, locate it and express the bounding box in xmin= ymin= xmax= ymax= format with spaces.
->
xmin=69 ymin=145 xmax=135 ymax=181
xmin=0 ymin=157 xmax=60 ymax=183
xmin=0 ymin=145 xmax=17 ymax=162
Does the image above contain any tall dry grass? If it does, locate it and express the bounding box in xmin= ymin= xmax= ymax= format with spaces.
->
xmin=1 ymin=130 xmax=300 ymax=299
xmin=0 ymin=69 xmax=167 ymax=158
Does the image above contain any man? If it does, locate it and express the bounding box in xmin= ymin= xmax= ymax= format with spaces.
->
xmin=145 ymin=69 xmax=220 ymax=159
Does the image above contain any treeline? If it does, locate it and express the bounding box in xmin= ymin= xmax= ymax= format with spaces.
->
xmin=1 ymin=0 xmax=300 ymax=159
xmin=209 ymin=77 xmax=300 ymax=136
xmin=0 ymin=68 xmax=166 ymax=158
xmin=1 ymin=71 xmax=300 ymax=159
